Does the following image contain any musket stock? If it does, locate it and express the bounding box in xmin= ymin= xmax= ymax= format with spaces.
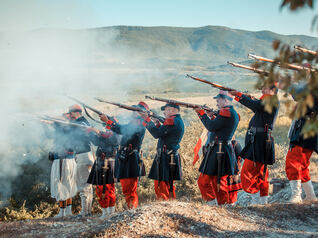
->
xmin=227 ymin=61 xmax=269 ymax=76
xmin=145 ymin=95 xmax=215 ymax=113
xmin=294 ymin=45 xmax=318 ymax=56
xmin=248 ymin=53 xmax=314 ymax=71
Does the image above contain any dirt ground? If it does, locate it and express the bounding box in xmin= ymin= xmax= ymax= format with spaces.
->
xmin=1 ymin=197 xmax=317 ymax=238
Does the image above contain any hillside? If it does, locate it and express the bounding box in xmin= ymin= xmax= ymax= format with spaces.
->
xmin=1 ymin=25 xmax=317 ymax=95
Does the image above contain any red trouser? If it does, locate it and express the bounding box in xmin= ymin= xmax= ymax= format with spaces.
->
xmin=285 ymin=145 xmax=313 ymax=183
xmin=197 ymin=173 xmax=229 ymax=205
xmin=59 ymin=198 xmax=72 ymax=208
xmin=96 ymin=184 xmax=116 ymax=208
xmin=228 ymin=175 xmax=242 ymax=204
xmin=120 ymin=178 xmax=138 ymax=209
xmin=154 ymin=180 xmax=176 ymax=200
xmin=228 ymin=191 xmax=238 ymax=204
xmin=241 ymin=159 xmax=269 ymax=197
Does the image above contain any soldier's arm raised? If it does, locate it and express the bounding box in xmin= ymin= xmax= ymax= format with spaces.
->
xmin=195 ymin=108 xmax=227 ymax=132
xmin=230 ymin=91 xmax=262 ymax=112
xmin=142 ymin=117 xmax=177 ymax=139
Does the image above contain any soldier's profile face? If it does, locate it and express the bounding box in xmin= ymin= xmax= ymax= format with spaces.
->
xmin=69 ymin=111 xmax=80 ymax=120
xmin=216 ymin=98 xmax=226 ymax=109
xmin=164 ymin=106 xmax=179 ymax=117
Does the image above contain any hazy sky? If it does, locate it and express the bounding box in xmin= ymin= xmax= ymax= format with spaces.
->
xmin=0 ymin=0 xmax=317 ymax=36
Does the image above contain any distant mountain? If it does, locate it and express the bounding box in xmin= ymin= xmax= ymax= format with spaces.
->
xmin=91 ymin=25 xmax=318 ymax=65
xmin=1 ymin=25 xmax=317 ymax=93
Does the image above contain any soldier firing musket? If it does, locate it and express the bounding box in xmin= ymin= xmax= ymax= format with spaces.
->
xmin=67 ymin=96 xmax=113 ymax=124
xmin=98 ymin=101 xmax=150 ymax=209
xmin=95 ymin=97 xmax=165 ymax=123
xmin=294 ymin=45 xmax=318 ymax=56
xmin=145 ymin=95 xmax=216 ymax=114
xmin=137 ymin=99 xmax=184 ymax=200
xmin=248 ymin=53 xmax=315 ymax=72
xmin=43 ymin=104 xmax=95 ymax=218
xmin=193 ymin=90 xmax=240 ymax=205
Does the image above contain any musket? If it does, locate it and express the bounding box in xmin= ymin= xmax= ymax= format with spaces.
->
xmin=186 ymin=74 xmax=236 ymax=92
xmin=248 ymin=53 xmax=314 ymax=72
xmin=67 ymin=96 xmax=114 ymax=123
xmin=145 ymin=95 xmax=216 ymax=113
xmin=294 ymin=45 xmax=318 ymax=56
xmin=67 ymin=96 xmax=104 ymax=116
xmin=227 ymin=61 xmax=269 ymax=76
xmin=186 ymin=74 xmax=255 ymax=99
xmin=38 ymin=116 xmax=91 ymax=129
xmin=95 ymin=98 xmax=165 ymax=123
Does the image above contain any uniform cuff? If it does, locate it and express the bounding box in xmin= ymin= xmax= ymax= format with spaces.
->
xmin=106 ymin=120 xmax=114 ymax=129
xmin=234 ymin=92 xmax=243 ymax=102
xmin=197 ymin=109 xmax=206 ymax=116
xmin=142 ymin=117 xmax=151 ymax=127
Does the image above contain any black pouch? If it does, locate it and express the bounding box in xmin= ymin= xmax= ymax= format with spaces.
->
xmin=48 ymin=152 xmax=58 ymax=161
xmin=118 ymin=148 xmax=127 ymax=161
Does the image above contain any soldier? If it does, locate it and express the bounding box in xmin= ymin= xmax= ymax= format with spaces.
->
xmin=230 ymin=85 xmax=279 ymax=205
xmin=99 ymin=102 xmax=148 ymax=209
xmin=139 ymin=102 xmax=184 ymax=200
xmin=68 ymin=104 xmax=95 ymax=217
xmin=46 ymin=113 xmax=77 ymax=218
xmin=283 ymin=83 xmax=318 ymax=203
xmin=87 ymin=127 xmax=120 ymax=218
xmin=194 ymin=90 xmax=239 ymax=205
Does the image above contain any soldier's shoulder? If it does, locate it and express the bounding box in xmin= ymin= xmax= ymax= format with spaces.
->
xmin=164 ymin=116 xmax=175 ymax=126
xmin=219 ymin=108 xmax=231 ymax=117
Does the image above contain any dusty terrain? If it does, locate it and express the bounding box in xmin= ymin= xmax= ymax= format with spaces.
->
xmin=1 ymin=197 xmax=318 ymax=238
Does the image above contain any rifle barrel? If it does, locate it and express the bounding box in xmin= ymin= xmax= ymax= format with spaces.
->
xmin=39 ymin=116 xmax=90 ymax=129
xmin=67 ymin=96 xmax=103 ymax=115
xmin=185 ymin=74 xmax=234 ymax=92
xmin=294 ymin=45 xmax=318 ymax=56
xmin=96 ymin=97 xmax=165 ymax=123
xmin=95 ymin=98 xmax=141 ymax=112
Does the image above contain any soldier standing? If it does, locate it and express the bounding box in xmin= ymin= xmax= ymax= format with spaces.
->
xmin=139 ymin=102 xmax=184 ymax=200
xmin=99 ymin=102 xmax=148 ymax=209
xmin=87 ymin=128 xmax=120 ymax=218
xmin=283 ymin=84 xmax=318 ymax=203
xmin=46 ymin=113 xmax=77 ymax=218
xmin=68 ymin=104 xmax=95 ymax=217
xmin=230 ymin=86 xmax=279 ymax=205
xmin=194 ymin=90 xmax=239 ymax=205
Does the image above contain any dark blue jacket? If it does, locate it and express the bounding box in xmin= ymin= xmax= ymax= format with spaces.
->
xmin=289 ymin=94 xmax=318 ymax=152
xmin=197 ymin=106 xmax=239 ymax=176
xmin=236 ymin=94 xmax=279 ymax=164
xmin=69 ymin=116 xmax=92 ymax=154
xmin=144 ymin=114 xmax=184 ymax=181
xmin=87 ymin=130 xmax=120 ymax=185
xmin=106 ymin=116 xmax=146 ymax=180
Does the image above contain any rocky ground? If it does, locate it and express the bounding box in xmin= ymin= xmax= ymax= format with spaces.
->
xmin=1 ymin=185 xmax=318 ymax=238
